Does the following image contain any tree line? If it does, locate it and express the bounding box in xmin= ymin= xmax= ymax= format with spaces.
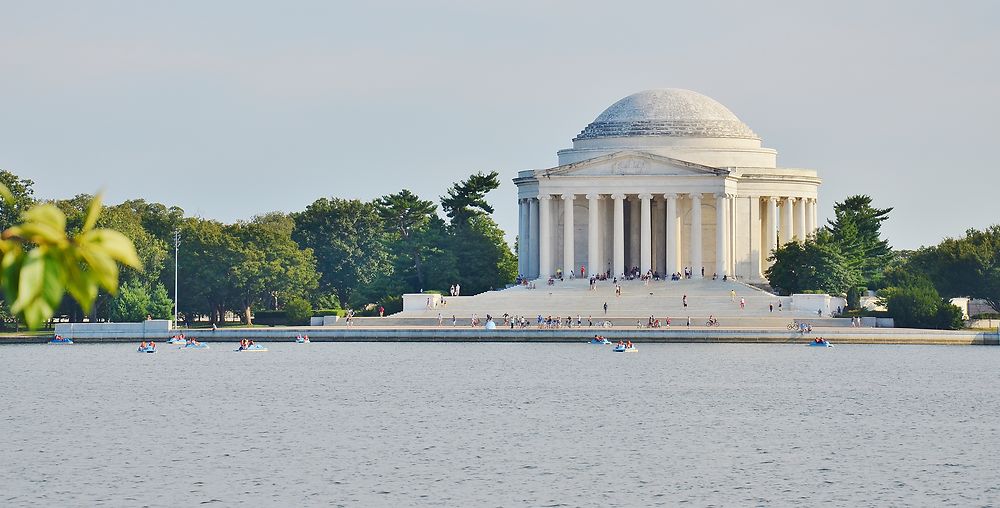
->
xmin=0 ymin=169 xmax=516 ymax=327
xmin=765 ymin=194 xmax=999 ymax=329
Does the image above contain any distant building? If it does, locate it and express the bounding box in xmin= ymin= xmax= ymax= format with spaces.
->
xmin=514 ymin=88 xmax=821 ymax=283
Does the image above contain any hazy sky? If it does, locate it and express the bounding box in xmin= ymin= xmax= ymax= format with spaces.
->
xmin=1 ymin=1 xmax=997 ymax=249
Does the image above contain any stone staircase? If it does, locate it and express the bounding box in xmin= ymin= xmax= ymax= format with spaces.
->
xmin=354 ymin=278 xmax=850 ymax=328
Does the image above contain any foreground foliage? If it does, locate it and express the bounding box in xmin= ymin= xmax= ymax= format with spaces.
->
xmin=0 ymin=188 xmax=140 ymax=329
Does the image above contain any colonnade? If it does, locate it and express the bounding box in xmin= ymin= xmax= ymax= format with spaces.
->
xmin=517 ymin=193 xmax=819 ymax=281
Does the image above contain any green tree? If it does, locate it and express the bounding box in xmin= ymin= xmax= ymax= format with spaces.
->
xmin=440 ymin=171 xmax=500 ymax=224
xmin=0 ymin=170 xmax=35 ymax=231
xmin=448 ymin=215 xmax=517 ymax=294
xmin=229 ymin=213 xmax=319 ymax=324
xmin=109 ymin=278 xmax=153 ymax=322
xmin=292 ymin=198 xmax=389 ymax=306
xmin=375 ymin=189 xmax=438 ymax=291
xmin=148 ymin=282 xmax=174 ymax=320
xmin=908 ymin=225 xmax=1000 ymax=313
xmin=115 ymin=199 xmax=185 ymax=242
xmin=438 ymin=172 xmax=516 ymax=294
xmin=175 ymin=217 xmax=241 ymax=324
xmin=826 ymin=195 xmax=893 ymax=287
xmin=883 ymin=277 xmax=964 ymax=330
xmin=765 ymin=230 xmax=860 ymax=295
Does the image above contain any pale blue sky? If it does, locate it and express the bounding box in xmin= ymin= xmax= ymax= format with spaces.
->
xmin=1 ymin=0 xmax=997 ymax=249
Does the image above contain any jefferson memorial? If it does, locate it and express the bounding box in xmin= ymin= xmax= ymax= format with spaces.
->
xmin=514 ymin=88 xmax=821 ymax=283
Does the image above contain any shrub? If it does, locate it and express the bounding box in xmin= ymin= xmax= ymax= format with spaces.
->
xmin=284 ymin=297 xmax=313 ymax=325
xmin=886 ymin=282 xmax=963 ymax=330
xmin=253 ymin=310 xmax=286 ymax=326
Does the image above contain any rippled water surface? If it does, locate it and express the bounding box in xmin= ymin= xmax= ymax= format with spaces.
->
xmin=2 ymin=342 xmax=999 ymax=506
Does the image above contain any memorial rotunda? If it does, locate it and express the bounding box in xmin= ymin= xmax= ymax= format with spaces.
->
xmin=514 ymin=88 xmax=821 ymax=283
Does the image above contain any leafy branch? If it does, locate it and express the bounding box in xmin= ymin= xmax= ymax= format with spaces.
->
xmin=0 ymin=186 xmax=140 ymax=329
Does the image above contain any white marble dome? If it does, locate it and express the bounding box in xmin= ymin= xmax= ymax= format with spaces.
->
xmin=574 ymin=88 xmax=758 ymax=141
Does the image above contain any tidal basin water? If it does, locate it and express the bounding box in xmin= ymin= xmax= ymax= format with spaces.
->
xmin=2 ymin=342 xmax=998 ymax=506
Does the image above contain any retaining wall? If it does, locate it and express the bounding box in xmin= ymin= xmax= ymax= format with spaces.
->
xmin=24 ymin=324 xmax=1000 ymax=346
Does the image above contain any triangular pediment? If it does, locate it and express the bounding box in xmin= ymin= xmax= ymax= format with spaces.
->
xmin=539 ymin=151 xmax=729 ymax=178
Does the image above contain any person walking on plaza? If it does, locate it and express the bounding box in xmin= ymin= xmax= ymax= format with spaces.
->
xmin=603 ymin=302 xmax=608 ymax=315
xmin=740 ymin=297 xmax=745 ymax=310
xmin=683 ymin=294 xmax=688 ymax=308
xmin=769 ymin=303 xmax=773 ymax=313
xmin=730 ymin=290 xmax=736 ymax=302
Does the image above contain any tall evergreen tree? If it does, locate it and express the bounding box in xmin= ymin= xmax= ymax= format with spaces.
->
xmin=439 ymin=171 xmax=516 ymax=294
xmin=826 ymin=195 xmax=893 ymax=287
xmin=375 ymin=190 xmax=438 ymax=291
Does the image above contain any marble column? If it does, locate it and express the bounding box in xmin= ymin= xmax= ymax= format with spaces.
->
xmin=664 ymin=194 xmax=679 ymax=274
xmin=628 ymin=196 xmax=640 ymax=270
xmin=726 ymin=194 xmax=750 ymax=277
xmin=587 ymin=194 xmax=600 ymax=277
xmin=652 ymin=197 xmax=664 ymax=272
xmin=562 ymin=193 xmax=575 ymax=277
xmin=749 ymin=196 xmax=763 ymax=280
xmin=612 ymin=194 xmax=625 ymax=277
xmin=517 ymin=199 xmax=527 ymax=276
xmin=809 ymin=198 xmax=818 ymax=234
xmin=780 ymin=197 xmax=793 ymax=245
xmin=690 ymin=193 xmax=703 ymax=277
xmin=538 ymin=195 xmax=552 ymax=278
xmin=528 ymin=198 xmax=539 ymax=278
xmin=766 ymin=197 xmax=778 ymax=257
xmin=715 ymin=193 xmax=727 ymax=278
xmin=795 ymin=196 xmax=807 ymax=241
xmin=639 ymin=193 xmax=652 ymax=274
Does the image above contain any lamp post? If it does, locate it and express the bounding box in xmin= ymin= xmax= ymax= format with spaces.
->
xmin=173 ymin=230 xmax=180 ymax=329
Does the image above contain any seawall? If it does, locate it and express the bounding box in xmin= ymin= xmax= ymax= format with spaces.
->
xmin=8 ymin=326 xmax=999 ymax=345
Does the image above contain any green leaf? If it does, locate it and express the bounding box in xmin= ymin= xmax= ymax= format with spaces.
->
xmin=80 ymin=229 xmax=142 ymax=269
xmin=76 ymin=246 xmax=120 ymax=293
xmin=0 ymin=182 xmax=12 ymax=204
xmin=1 ymin=245 xmax=24 ymax=302
xmin=20 ymin=297 xmax=52 ymax=331
xmin=41 ymin=250 xmax=66 ymax=310
xmin=11 ymin=248 xmax=45 ymax=314
xmin=82 ymin=193 xmax=103 ymax=232
xmin=21 ymin=203 xmax=67 ymax=233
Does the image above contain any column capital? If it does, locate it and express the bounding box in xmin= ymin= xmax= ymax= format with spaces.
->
xmin=561 ymin=193 xmax=575 ymax=201
xmin=538 ymin=194 xmax=552 ymax=201
xmin=586 ymin=193 xmax=601 ymax=200
xmin=638 ymin=193 xmax=653 ymax=200
xmin=663 ymin=193 xmax=677 ymax=200
xmin=690 ymin=193 xmax=702 ymax=202
xmin=714 ymin=192 xmax=726 ymax=199
xmin=610 ymin=193 xmax=626 ymax=200
xmin=768 ymin=196 xmax=780 ymax=203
